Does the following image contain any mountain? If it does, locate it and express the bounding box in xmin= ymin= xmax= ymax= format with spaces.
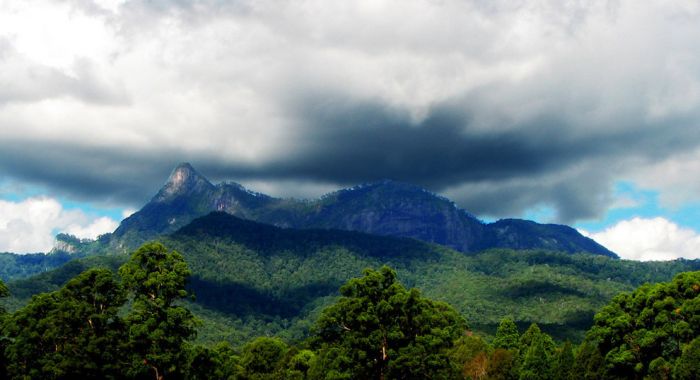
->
xmin=110 ymin=163 xmax=615 ymax=257
xmin=7 ymin=212 xmax=698 ymax=346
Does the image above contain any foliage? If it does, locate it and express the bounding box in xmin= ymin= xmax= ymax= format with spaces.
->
xmin=572 ymin=340 xmax=605 ymax=380
xmin=584 ymin=270 xmax=700 ymax=378
xmin=551 ymin=341 xmax=574 ymax=380
xmin=519 ymin=333 xmax=553 ymax=380
xmin=486 ymin=348 xmax=519 ymax=380
xmin=0 ymin=251 xmax=79 ymax=282
xmin=238 ymin=337 xmax=290 ymax=379
xmin=6 ymin=215 xmax=700 ymax=347
xmin=450 ymin=334 xmax=491 ymax=379
xmin=673 ymin=336 xmax=700 ymax=380
xmin=185 ymin=342 xmax=241 ymax=379
xmin=493 ymin=318 xmax=520 ymax=350
xmin=2 ymin=269 xmax=128 ymax=379
xmin=2 ymin=241 xmax=700 ymax=380
xmin=0 ymin=279 xmax=8 ymax=313
xmin=311 ymin=266 xmax=466 ymax=379
xmin=119 ymin=242 xmax=198 ymax=380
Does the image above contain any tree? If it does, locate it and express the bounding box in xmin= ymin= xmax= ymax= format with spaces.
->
xmin=486 ymin=349 xmax=518 ymax=380
xmin=492 ymin=318 xmax=519 ymax=351
xmin=519 ymin=334 xmax=552 ymax=380
xmin=551 ymin=341 xmax=574 ymax=380
xmin=450 ymin=333 xmax=490 ymax=380
xmin=0 ymin=279 xmax=8 ymax=312
xmin=3 ymin=268 xmax=128 ymax=379
xmin=572 ymin=340 xmax=605 ymax=380
xmin=119 ymin=242 xmax=197 ymax=380
xmin=312 ymin=266 xmax=466 ymax=379
xmin=0 ymin=279 xmax=10 ymax=377
xmin=586 ymin=271 xmax=700 ymax=378
xmin=674 ymin=336 xmax=700 ymax=380
xmin=185 ymin=342 xmax=241 ymax=380
xmin=286 ymin=349 xmax=316 ymax=380
xmin=239 ymin=337 xmax=289 ymax=380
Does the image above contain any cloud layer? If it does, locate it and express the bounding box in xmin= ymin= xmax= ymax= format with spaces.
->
xmin=0 ymin=197 xmax=118 ymax=253
xmin=1 ymin=0 xmax=700 ymax=223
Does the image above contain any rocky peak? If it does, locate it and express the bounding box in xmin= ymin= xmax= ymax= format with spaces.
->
xmin=154 ymin=163 xmax=214 ymax=201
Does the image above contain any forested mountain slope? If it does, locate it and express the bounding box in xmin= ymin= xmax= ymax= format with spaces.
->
xmin=7 ymin=212 xmax=697 ymax=346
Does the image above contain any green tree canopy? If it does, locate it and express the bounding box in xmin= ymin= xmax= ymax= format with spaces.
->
xmin=0 ymin=279 xmax=8 ymax=310
xmin=239 ymin=336 xmax=290 ymax=379
xmin=673 ymin=336 xmax=700 ymax=380
xmin=311 ymin=266 xmax=466 ymax=379
xmin=3 ymin=268 xmax=127 ymax=379
xmin=519 ymin=333 xmax=553 ymax=380
xmin=119 ymin=242 xmax=197 ymax=380
xmin=585 ymin=270 xmax=700 ymax=378
xmin=551 ymin=341 xmax=574 ymax=380
xmin=493 ymin=317 xmax=520 ymax=351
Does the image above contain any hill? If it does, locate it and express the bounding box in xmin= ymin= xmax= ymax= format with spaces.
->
xmin=107 ymin=163 xmax=615 ymax=257
xmin=7 ymin=212 xmax=697 ymax=346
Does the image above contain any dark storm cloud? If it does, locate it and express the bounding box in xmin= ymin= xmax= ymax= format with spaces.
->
xmin=210 ymin=93 xmax=700 ymax=222
xmin=3 ymin=0 xmax=700 ymax=223
xmin=3 ymin=87 xmax=699 ymax=223
xmin=0 ymin=141 xmax=182 ymax=205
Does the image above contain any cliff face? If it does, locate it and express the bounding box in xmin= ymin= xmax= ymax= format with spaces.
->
xmin=110 ymin=163 xmax=616 ymax=257
xmin=290 ymin=181 xmax=485 ymax=252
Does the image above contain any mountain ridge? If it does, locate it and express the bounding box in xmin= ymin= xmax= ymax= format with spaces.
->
xmin=108 ymin=163 xmax=616 ymax=257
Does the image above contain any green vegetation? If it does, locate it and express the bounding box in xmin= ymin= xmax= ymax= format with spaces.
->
xmin=4 ymin=213 xmax=700 ymax=348
xmin=120 ymin=242 xmax=198 ymax=379
xmin=311 ymin=266 xmax=466 ymax=379
xmin=0 ymin=251 xmax=80 ymax=281
xmin=579 ymin=270 xmax=700 ymax=379
xmin=1 ymin=241 xmax=699 ymax=379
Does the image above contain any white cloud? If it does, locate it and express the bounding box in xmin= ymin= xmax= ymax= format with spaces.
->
xmin=0 ymin=197 xmax=118 ymax=253
xmin=121 ymin=208 xmax=137 ymax=219
xmin=1 ymin=0 xmax=700 ymax=220
xmin=585 ymin=217 xmax=700 ymax=261
xmin=629 ymin=147 xmax=700 ymax=208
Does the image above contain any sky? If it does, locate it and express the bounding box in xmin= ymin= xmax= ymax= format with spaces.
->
xmin=1 ymin=0 xmax=700 ymax=260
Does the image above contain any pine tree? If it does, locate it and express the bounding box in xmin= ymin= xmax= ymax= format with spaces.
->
xmin=493 ymin=318 xmax=519 ymax=350
xmin=519 ymin=334 xmax=552 ymax=380
xmin=552 ymin=341 xmax=574 ymax=380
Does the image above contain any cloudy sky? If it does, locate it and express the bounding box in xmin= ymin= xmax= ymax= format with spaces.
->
xmin=1 ymin=0 xmax=700 ymax=260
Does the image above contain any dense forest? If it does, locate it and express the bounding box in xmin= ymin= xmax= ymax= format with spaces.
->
xmin=1 ymin=241 xmax=699 ymax=379
xmin=4 ymin=212 xmax=700 ymax=349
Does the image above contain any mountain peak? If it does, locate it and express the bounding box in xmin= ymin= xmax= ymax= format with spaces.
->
xmin=169 ymin=162 xmax=199 ymax=184
xmin=154 ymin=163 xmax=214 ymax=201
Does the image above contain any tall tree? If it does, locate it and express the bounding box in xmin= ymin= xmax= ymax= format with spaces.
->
xmin=493 ymin=318 xmax=520 ymax=351
xmin=551 ymin=341 xmax=574 ymax=380
xmin=519 ymin=334 xmax=552 ymax=380
xmin=119 ymin=242 xmax=197 ymax=380
xmin=312 ymin=266 xmax=466 ymax=379
xmin=572 ymin=340 xmax=605 ymax=380
xmin=586 ymin=271 xmax=700 ymax=378
xmin=3 ymin=268 xmax=127 ymax=379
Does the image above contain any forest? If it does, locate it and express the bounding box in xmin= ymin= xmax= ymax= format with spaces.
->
xmin=1 ymin=242 xmax=699 ymax=379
